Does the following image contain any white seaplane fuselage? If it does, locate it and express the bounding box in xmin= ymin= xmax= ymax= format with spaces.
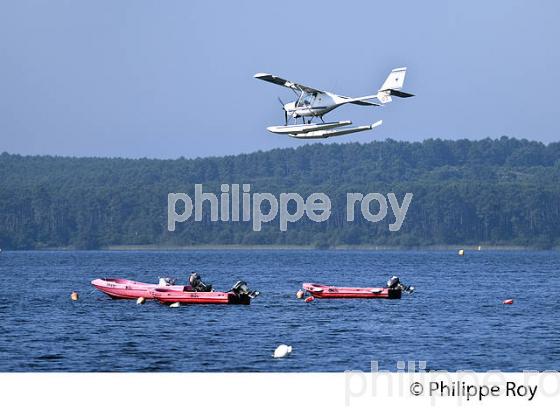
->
xmin=283 ymin=91 xmax=348 ymax=119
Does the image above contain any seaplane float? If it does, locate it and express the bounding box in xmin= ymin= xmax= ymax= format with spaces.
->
xmin=254 ymin=67 xmax=414 ymax=139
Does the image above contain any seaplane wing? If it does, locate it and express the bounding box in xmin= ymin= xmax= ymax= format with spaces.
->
xmin=267 ymin=120 xmax=382 ymax=139
xmin=253 ymin=73 xmax=323 ymax=94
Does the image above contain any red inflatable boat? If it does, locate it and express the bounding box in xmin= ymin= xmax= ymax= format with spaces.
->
xmin=302 ymin=283 xmax=402 ymax=299
xmin=152 ymin=288 xmax=252 ymax=305
xmin=92 ymin=277 xmax=259 ymax=305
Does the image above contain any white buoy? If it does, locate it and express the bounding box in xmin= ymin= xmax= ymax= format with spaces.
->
xmin=458 ymin=249 xmax=465 ymax=256
xmin=296 ymin=290 xmax=305 ymax=299
xmin=273 ymin=344 xmax=292 ymax=358
xmin=70 ymin=291 xmax=79 ymax=301
xmin=169 ymin=302 xmax=181 ymax=308
xmin=477 ymin=245 xmax=482 ymax=251
xmin=136 ymin=297 xmax=146 ymax=305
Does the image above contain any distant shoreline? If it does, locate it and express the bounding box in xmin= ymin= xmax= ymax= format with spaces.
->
xmin=3 ymin=244 xmax=557 ymax=252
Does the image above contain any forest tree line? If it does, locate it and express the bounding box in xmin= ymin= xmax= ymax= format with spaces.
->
xmin=1 ymin=136 xmax=560 ymax=249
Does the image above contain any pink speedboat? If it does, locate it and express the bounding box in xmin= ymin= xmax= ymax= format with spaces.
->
xmin=154 ymin=281 xmax=259 ymax=305
xmin=92 ymin=277 xmax=260 ymax=305
xmin=91 ymin=278 xmax=189 ymax=300
xmin=302 ymin=276 xmax=413 ymax=300
xmin=303 ymin=283 xmax=401 ymax=299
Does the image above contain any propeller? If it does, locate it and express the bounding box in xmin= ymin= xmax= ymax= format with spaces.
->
xmin=277 ymin=97 xmax=288 ymax=126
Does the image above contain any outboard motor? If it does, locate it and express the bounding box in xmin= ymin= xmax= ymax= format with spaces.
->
xmin=387 ymin=276 xmax=400 ymax=289
xmin=189 ymin=272 xmax=212 ymax=292
xmin=387 ymin=275 xmax=414 ymax=294
xmin=230 ymin=280 xmax=260 ymax=299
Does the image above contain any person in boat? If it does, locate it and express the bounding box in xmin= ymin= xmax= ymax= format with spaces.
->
xmin=387 ymin=276 xmax=414 ymax=293
xmin=189 ymin=272 xmax=212 ymax=292
xmin=158 ymin=277 xmax=176 ymax=286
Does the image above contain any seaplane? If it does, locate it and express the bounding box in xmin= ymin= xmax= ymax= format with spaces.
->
xmin=254 ymin=67 xmax=413 ymax=139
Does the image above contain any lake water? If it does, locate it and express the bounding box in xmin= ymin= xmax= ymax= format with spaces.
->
xmin=0 ymin=250 xmax=558 ymax=372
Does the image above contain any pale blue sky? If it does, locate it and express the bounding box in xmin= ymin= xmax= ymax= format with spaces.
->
xmin=1 ymin=0 xmax=559 ymax=158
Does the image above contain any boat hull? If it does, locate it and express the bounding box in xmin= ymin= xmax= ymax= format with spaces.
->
xmin=91 ymin=278 xmax=189 ymax=300
xmin=302 ymin=283 xmax=401 ymax=299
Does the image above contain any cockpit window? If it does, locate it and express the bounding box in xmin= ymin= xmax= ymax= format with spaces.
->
xmin=296 ymin=92 xmax=316 ymax=107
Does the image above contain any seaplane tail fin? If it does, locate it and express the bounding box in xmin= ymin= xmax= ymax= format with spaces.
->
xmin=377 ymin=67 xmax=414 ymax=103
xmin=380 ymin=67 xmax=407 ymax=92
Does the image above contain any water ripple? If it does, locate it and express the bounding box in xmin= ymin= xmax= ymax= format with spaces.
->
xmin=0 ymin=250 xmax=558 ymax=371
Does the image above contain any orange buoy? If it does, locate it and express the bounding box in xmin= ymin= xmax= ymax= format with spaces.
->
xmin=503 ymin=299 xmax=514 ymax=305
xmin=70 ymin=291 xmax=79 ymax=301
xmin=296 ymin=290 xmax=305 ymax=299
xmin=304 ymin=296 xmax=314 ymax=303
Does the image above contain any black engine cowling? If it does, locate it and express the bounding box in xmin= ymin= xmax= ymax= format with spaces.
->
xmin=387 ymin=276 xmax=414 ymax=293
xmin=230 ymin=280 xmax=260 ymax=299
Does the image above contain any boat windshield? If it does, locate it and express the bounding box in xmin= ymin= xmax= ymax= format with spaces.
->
xmin=296 ymin=92 xmax=316 ymax=107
